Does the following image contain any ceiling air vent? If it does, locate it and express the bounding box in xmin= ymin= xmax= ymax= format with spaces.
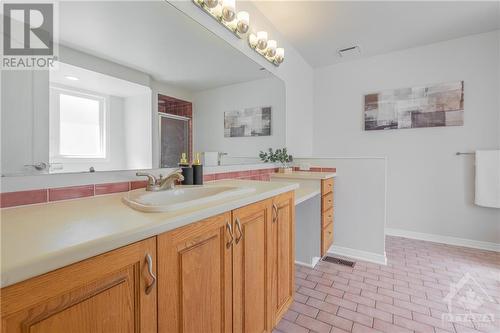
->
xmin=337 ymin=45 xmax=361 ymax=58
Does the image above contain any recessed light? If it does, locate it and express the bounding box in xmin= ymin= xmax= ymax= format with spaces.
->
xmin=64 ymin=76 xmax=79 ymax=81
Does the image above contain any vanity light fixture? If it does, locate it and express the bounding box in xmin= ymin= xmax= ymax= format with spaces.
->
xmin=266 ymin=40 xmax=277 ymax=57
xmin=64 ymin=76 xmax=79 ymax=81
xmin=249 ymin=32 xmax=284 ymax=66
xmin=221 ymin=0 xmax=235 ymax=22
xmin=236 ymin=11 xmax=249 ymax=34
xmin=193 ymin=0 xmax=285 ymax=66
xmin=193 ymin=0 xmax=248 ymax=38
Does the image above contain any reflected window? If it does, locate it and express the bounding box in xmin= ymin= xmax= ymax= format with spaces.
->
xmin=50 ymin=87 xmax=107 ymax=159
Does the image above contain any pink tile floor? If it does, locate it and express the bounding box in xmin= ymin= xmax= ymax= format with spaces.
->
xmin=275 ymin=236 xmax=500 ymax=333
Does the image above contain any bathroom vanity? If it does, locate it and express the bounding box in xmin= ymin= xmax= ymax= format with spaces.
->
xmin=0 ymin=180 xmax=296 ymax=332
xmin=270 ymin=171 xmax=336 ymax=267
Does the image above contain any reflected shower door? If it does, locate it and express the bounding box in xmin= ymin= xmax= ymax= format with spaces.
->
xmin=159 ymin=114 xmax=189 ymax=168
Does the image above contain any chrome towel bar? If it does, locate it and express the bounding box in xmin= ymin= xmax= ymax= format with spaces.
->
xmin=456 ymin=152 xmax=475 ymax=156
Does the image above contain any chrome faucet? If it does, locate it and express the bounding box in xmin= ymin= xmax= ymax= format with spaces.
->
xmin=136 ymin=169 xmax=184 ymax=191
xmin=217 ymin=152 xmax=228 ymax=166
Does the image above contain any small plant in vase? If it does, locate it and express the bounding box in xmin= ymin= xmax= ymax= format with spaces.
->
xmin=259 ymin=148 xmax=293 ymax=173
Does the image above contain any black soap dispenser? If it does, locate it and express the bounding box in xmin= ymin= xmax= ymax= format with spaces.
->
xmin=179 ymin=153 xmax=193 ymax=185
xmin=193 ymin=153 xmax=203 ymax=185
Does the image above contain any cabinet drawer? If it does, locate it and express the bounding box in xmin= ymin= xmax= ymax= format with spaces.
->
xmin=322 ymin=208 xmax=334 ymax=228
xmin=322 ymin=192 xmax=333 ymax=212
xmin=321 ymin=222 xmax=334 ymax=256
xmin=321 ymin=178 xmax=334 ymax=195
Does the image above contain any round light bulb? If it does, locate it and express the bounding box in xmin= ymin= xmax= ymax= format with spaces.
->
xmin=222 ymin=0 xmax=235 ymax=22
xmin=257 ymin=31 xmax=268 ymax=50
xmin=236 ymin=11 xmax=249 ymax=34
xmin=275 ymin=47 xmax=285 ymax=64
xmin=266 ymin=40 xmax=277 ymax=57
xmin=204 ymin=0 xmax=218 ymax=9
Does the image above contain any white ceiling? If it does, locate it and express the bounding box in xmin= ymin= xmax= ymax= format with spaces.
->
xmin=253 ymin=1 xmax=500 ymax=68
xmin=58 ymin=1 xmax=271 ymax=91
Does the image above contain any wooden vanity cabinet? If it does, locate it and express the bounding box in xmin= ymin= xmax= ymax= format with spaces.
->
xmin=157 ymin=212 xmax=233 ymax=333
xmin=1 ymin=237 xmax=157 ymax=333
xmin=232 ymin=199 xmax=273 ymax=333
xmin=158 ymin=193 xmax=295 ymax=333
xmin=1 ymin=192 xmax=295 ymax=333
xmin=321 ymin=178 xmax=335 ymax=256
xmin=270 ymin=191 xmax=295 ymax=325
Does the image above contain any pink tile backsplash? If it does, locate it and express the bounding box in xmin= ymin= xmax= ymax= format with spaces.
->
xmin=130 ymin=180 xmax=148 ymax=190
xmin=94 ymin=182 xmax=130 ymax=195
xmin=48 ymin=185 xmax=94 ymax=202
xmin=1 ymin=166 xmax=335 ymax=208
xmin=0 ymin=189 xmax=48 ymax=208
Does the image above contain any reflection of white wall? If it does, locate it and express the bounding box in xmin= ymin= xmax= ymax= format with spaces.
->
xmin=1 ymin=70 xmax=50 ymax=176
xmin=1 ymin=71 xmax=35 ymax=175
xmin=124 ymin=94 xmax=152 ymax=170
xmin=192 ymin=77 xmax=285 ymax=157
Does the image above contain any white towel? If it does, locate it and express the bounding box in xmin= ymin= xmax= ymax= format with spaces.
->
xmin=475 ymin=150 xmax=500 ymax=208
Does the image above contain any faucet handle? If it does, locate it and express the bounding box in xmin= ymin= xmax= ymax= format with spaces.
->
xmin=136 ymin=172 xmax=157 ymax=185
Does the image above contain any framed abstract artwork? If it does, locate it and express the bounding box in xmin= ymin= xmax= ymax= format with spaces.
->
xmin=224 ymin=106 xmax=272 ymax=137
xmin=364 ymin=81 xmax=464 ymax=130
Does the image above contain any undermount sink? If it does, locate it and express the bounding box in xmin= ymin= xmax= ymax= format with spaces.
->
xmin=122 ymin=185 xmax=256 ymax=213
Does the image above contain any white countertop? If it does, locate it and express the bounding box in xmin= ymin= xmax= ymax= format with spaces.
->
xmin=270 ymin=171 xmax=336 ymax=180
xmin=0 ymin=179 xmax=298 ymax=288
xmin=270 ymin=172 xmax=334 ymax=205
xmin=295 ymin=187 xmax=321 ymax=205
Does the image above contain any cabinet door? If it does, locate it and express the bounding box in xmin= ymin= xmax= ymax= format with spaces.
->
xmin=232 ymin=199 xmax=273 ymax=333
xmin=1 ymin=237 xmax=157 ymax=333
xmin=157 ymin=212 xmax=233 ymax=333
xmin=271 ymin=191 xmax=295 ymax=325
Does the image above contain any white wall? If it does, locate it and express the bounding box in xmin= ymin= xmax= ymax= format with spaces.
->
xmin=313 ymin=31 xmax=500 ymax=245
xmin=296 ymin=157 xmax=388 ymax=264
xmin=124 ymin=94 xmax=153 ymax=169
xmin=170 ymin=0 xmax=314 ymax=156
xmin=192 ymin=77 xmax=285 ymax=157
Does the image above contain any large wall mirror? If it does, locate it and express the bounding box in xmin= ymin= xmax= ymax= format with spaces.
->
xmin=1 ymin=1 xmax=285 ymax=176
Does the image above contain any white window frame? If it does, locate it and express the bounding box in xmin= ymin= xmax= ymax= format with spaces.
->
xmin=49 ymin=85 xmax=110 ymax=163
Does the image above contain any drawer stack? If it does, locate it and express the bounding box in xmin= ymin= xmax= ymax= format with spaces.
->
xmin=320 ymin=178 xmax=334 ymax=256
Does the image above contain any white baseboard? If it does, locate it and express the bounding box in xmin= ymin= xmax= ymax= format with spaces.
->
xmin=385 ymin=228 xmax=500 ymax=252
xmin=327 ymin=245 xmax=387 ymax=266
xmin=295 ymin=257 xmax=321 ymax=269
xmin=295 ymin=260 xmax=313 ymax=268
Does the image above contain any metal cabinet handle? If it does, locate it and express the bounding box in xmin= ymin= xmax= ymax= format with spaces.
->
xmin=145 ymin=253 xmax=156 ymax=295
xmin=226 ymin=222 xmax=234 ymax=248
xmin=24 ymin=162 xmax=48 ymax=171
xmin=272 ymin=204 xmax=278 ymax=223
xmin=235 ymin=218 xmax=243 ymax=244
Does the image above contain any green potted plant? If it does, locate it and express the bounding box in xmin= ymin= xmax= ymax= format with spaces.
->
xmin=259 ymin=148 xmax=293 ymax=173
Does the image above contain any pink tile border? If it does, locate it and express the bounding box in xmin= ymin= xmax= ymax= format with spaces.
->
xmin=94 ymin=182 xmax=130 ymax=195
xmin=1 ymin=166 xmax=335 ymax=208
xmin=130 ymin=180 xmax=148 ymax=190
xmin=48 ymin=185 xmax=95 ymax=202
xmin=0 ymin=189 xmax=48 ymax=208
